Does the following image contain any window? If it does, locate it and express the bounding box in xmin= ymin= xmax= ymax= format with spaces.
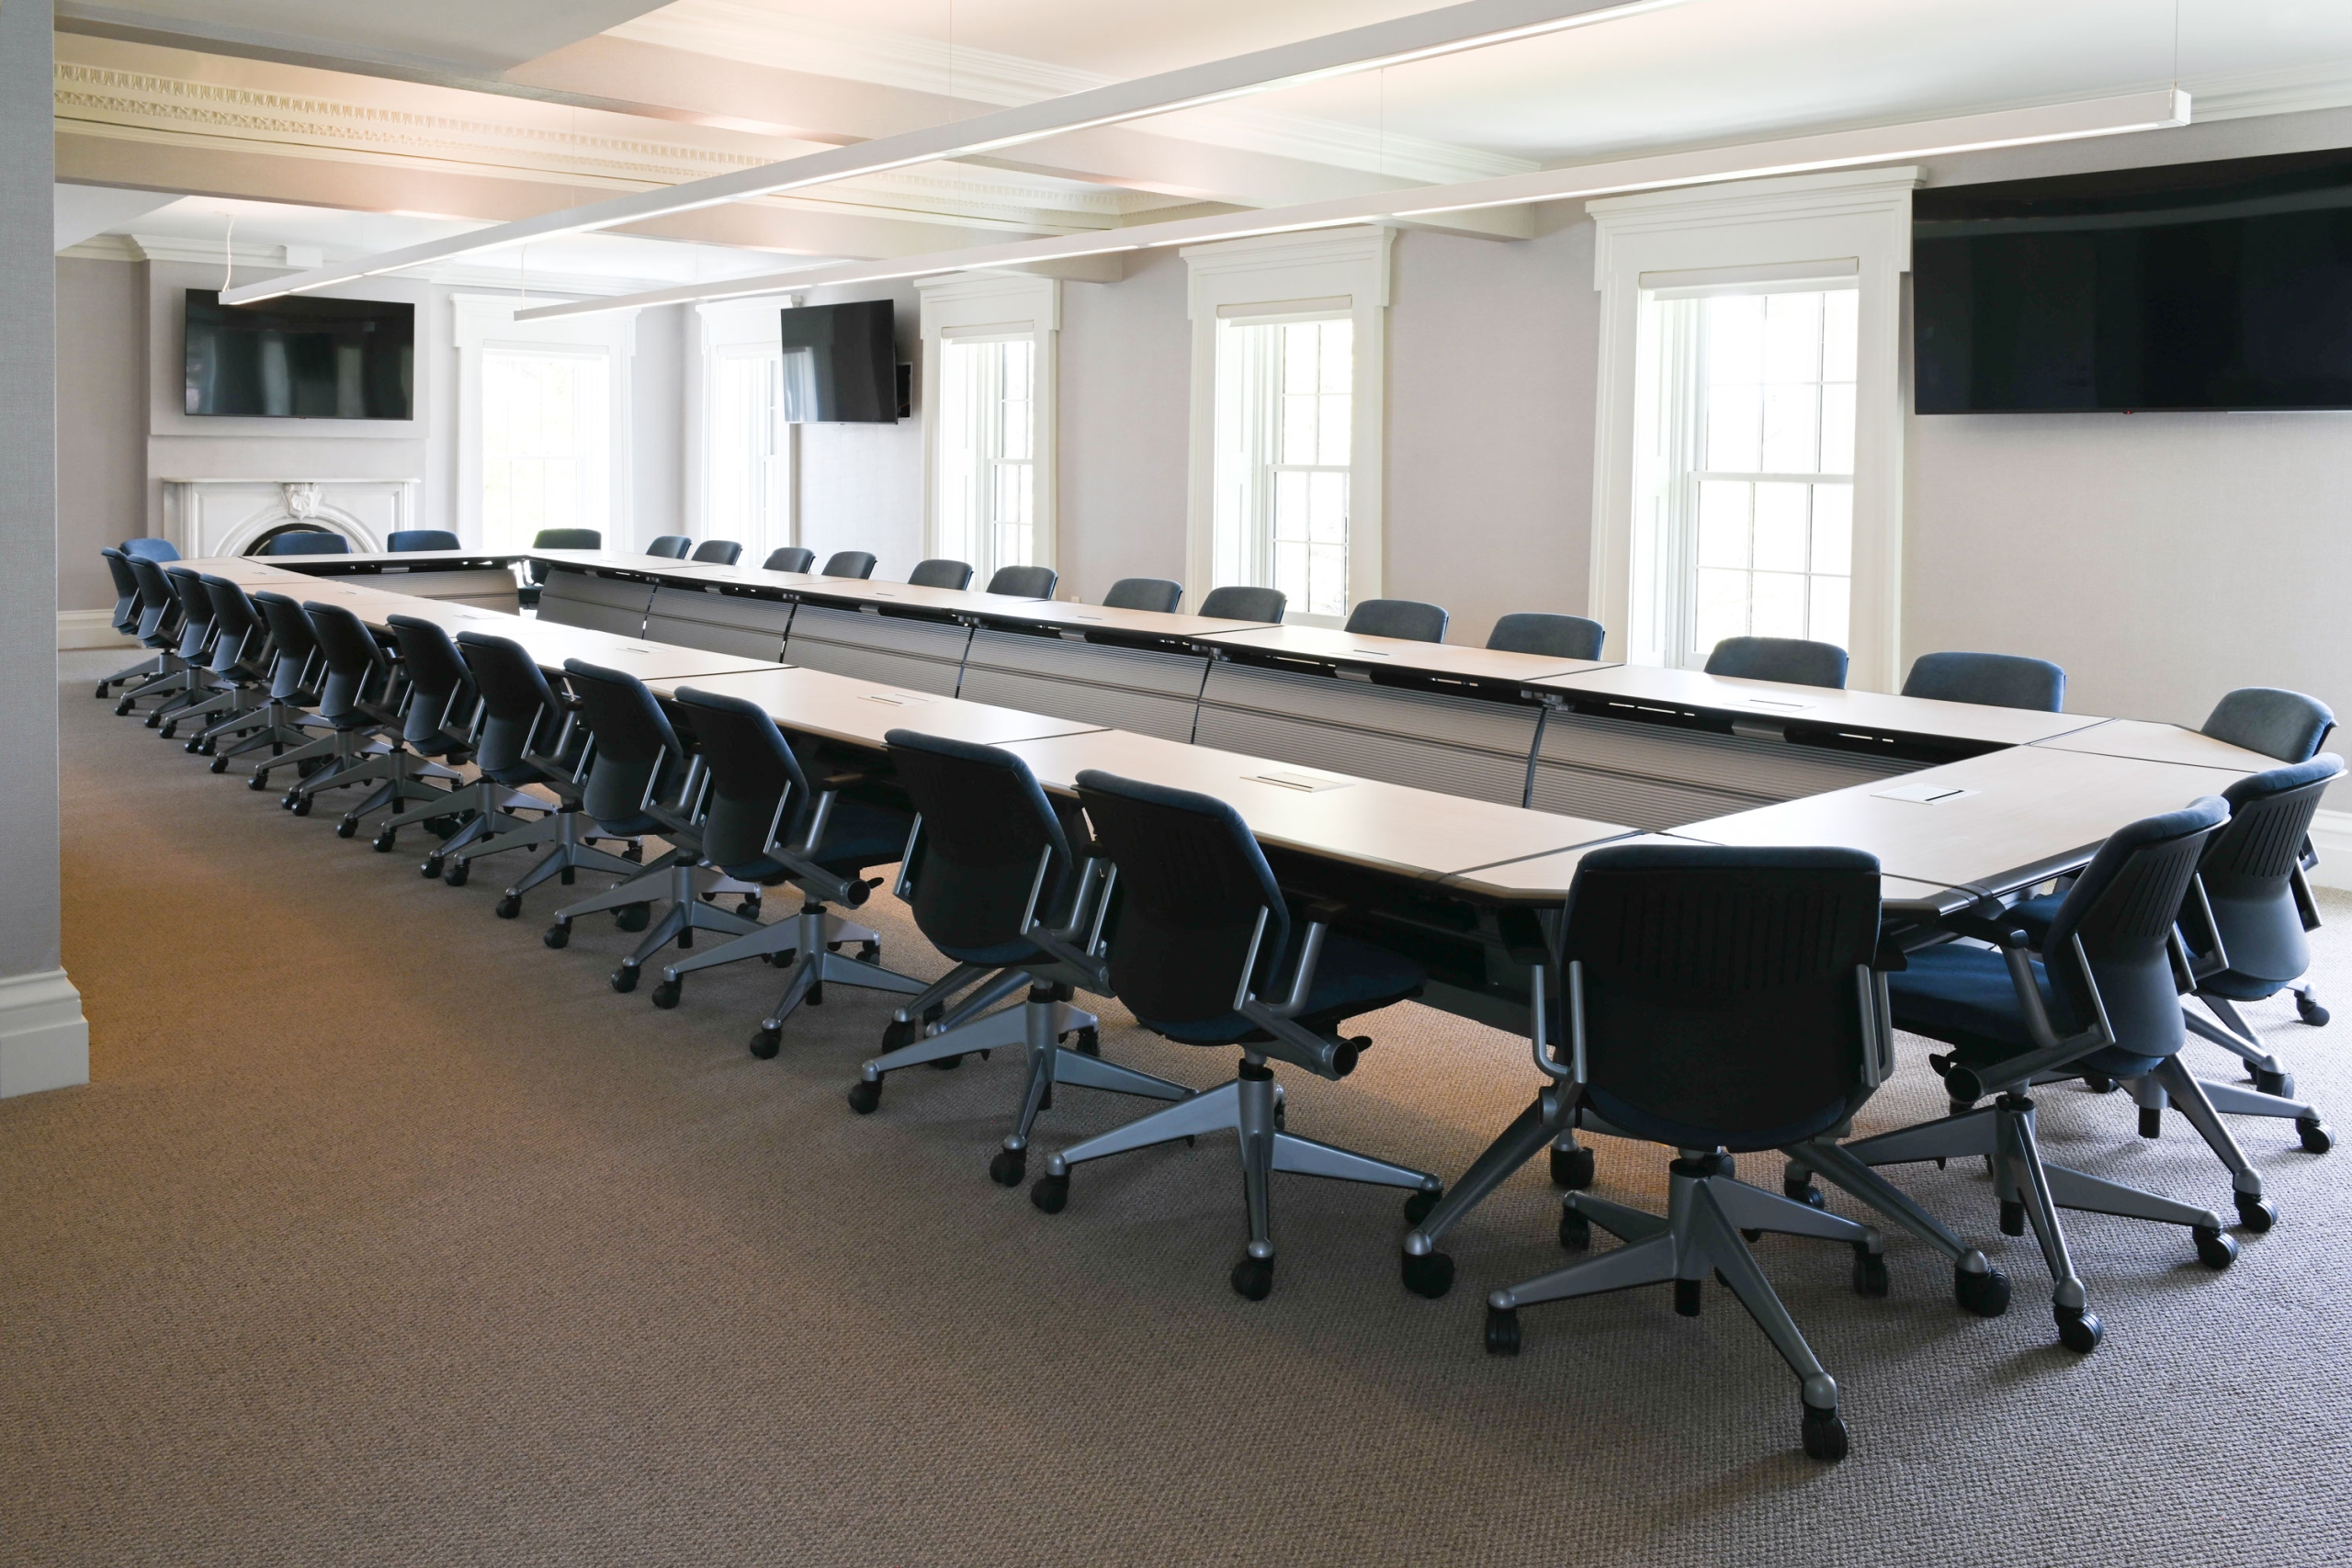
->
xmin=1213 ymin=315 xmax=1353 ymax=619
xmin=1634 ymin=285 xmax=1857 ymax=667
xmin=709 ymin=344 xmax=789 ymax=559
xmin=936 ymin=333 xmax=1037 ymax=578
xmin=480 ymin=346 xmax=610 ymax=552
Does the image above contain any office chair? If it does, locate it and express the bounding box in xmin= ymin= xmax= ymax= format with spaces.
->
xmin=1199 ymin=585 xmax=1286 ymax=623
xmin=646 ymin=535 xmax=693 ymax=559
xmin=848 ymin=733 xmax=1192 ymax=1181
xmin=145 ymin=567 xmax=222 ymax=734
xmin=1476 ymin=844 xmax=1901 ymax=1462
xmin=176 ymin=575 xmax=279 ymax=758
xmin=907 ymin=558 xmax=974 ymax=590
xmin=691 ymin=539 xmax=743 ymax=566
xmin=521 ymin=528 xmax=603 ymax=607
xmin=985 ymin=564 xmax=1057 ymax=598
xmin=266 ymin=599 xmax=401 ymax=812
xmin=2203 ymin=687 xmax=2335 ymax=763
xmin=821 ymin=550 xmax=877 ymax=579
xmin=121 ymin=536 xmax=180 ymax=562
xmin=264 ymin=530 xmax=351 ymax=556
xmin=540 ymin=660 xmax=763 ymax=992
xmin=1344 ymin=599 xmax=1448 ymax=642
xmin=368 ymin=615 xmax=487 ymax=856
xmin=1902 ymin=651 xmax=2065 ymax=711
xmin=286 ymin=602 xmax=459 ymax=833
xmin=110 ymin=554 xmax=198 ymax=716
xmin=1031 ymin=769 xmax=1440 ymax=1300
xmin=95 ymin=547 xmax=172 ymax=701
xmin=763 ymin=547 xmax=816 ymax=573
xmin=1844 ymin=798 xmax=2242 ymax=1353
xmin=1705 ymin=636 xmax=1848 ymax=688
xmin=1487 ymin=612 xmax=1604 ymax=660
xmin=440 ymin=632 xmax=635 ymax=908
xmin=388 ymin=530 xmax=461 ymax=553
xmin=1102 ymin=578 xmax=1182 ymax=614
xmin=652 ymin=688 xmax=927 ymax=1033
xmin=218 ymin=590 xmax=324 ymax=779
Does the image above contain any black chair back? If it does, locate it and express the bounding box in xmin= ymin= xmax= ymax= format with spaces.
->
xmin=2041 ymin=799 xmax=2231 ymax=1057
xmin=386 ymin=615 xmax=478 ymax=752
xmin=1344 ymin=599 xmax=1448 ymax=642
xmin=672 ymin=688 xmax=815 ymax=874
xmin=102 ymin=548 xmax=141 ymax=632
xmin=987 ymin=564 xmax=1057 ymax=598
xmin=1562 ymin=844 xmax=1884 ymax=1151
xmin=1705 ymin=636 xmax=1848 ymax=689
xmin=1487 ymin=612 xmax=1603 ymax=660
xmin=165 ymin=567 xmax=217 ymax=660
xmin=763 ymin=547 xmax=815 ymax=573
xmin=457 ymin=632 xmax=564 ymax=776
xmin=908 ymin=558 xmax=974 ymax=590
xmin=198 ymin=575 xmax=266 ymax=674
xmin=647 ymin=536 xmax=693 ymax=559
xmin=691 ymin=539 xmax=742 ymax=565
xmin=561 ymin=660 xmax=684 ymax=831
xmin=252 ymin=591 xmax=319 ymax=701
xmin=1199 ymin=585 xmax=1286 ymax=623
xmin=2197 ymin=758 xmax=2346 ymax=986
xmin=388 ymin=530 xmax=461 ymax=552
xmin=125 ymin=554 xmax=184 ymax=644
xmin=122 ymin=537 xmax=180 ymax=562
xmin=528 ymin=529 xmax=602 ymax=584
xmin=303 ymin=602 xmax=388 ymax=721
xmin=2201 ymin=687 xmax=2335 ymax=762
xmin=1102 ymin=578 xmax=1182 ymax=614
xmin=265 ymin=531 xmax=350 ymax=556
xmin=1074 ymin=772 xmax=1289 ymax=1030
xmin=1902 ymin=651 xmax=2064 ymax=711
xmin=822 ymin=550 xmax=877 ymax=579
xmin=885 ymin=731 xmax=1072 ymax=959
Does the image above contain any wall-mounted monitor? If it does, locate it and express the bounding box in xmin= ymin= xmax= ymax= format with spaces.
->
xmin=779 ymin=299 xmax=902 ymax=423
xmin=183 ymin=288 xmax=415 ymax=420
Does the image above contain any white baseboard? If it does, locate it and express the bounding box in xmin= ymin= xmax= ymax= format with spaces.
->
xmin=59 ymin=609 xmax=136 ymax=651
xmin=0 ymin=968 xmax=90 ymax=1098
xmin=2311 ymin=808 xmax=2352 ymax=892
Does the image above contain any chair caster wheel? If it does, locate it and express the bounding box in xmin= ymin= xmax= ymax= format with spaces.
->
xmin=1851 ymin=1247 xmax=1890 ymax=1298
xmin=1400 ymin=1249 xmax=1454 ymax=1299
xmin=2194 ymin=1224 xmax=2240 ymax=1269
xmin=614 ymin=903 xmax=650 ymax=933
xmin=1402 ymin=1186 xmax=1442 ymax=1225
xmin=859 ymin=941 xmax=880 ymax=963
xmin=248 ymin=773 xmax=269 ymax=791
xmin=1785 ymin=1178 xmax=1826 ymax=1210
xmin=542 ymin=920 xmax=569 ymax=948
xmin=1559 ymin=1209 xmax=1590 ymax=1251
xmin=650 ymin=978 xmax=681 ymax=1010
xmin=114 ymin=699 xmax=134 ymax=716
xmin=846 ymin=1078 xmax=883 ymax=1114
xmin=143 ymin=713 xmax=163 ymax=729
xmin=2299 ymin=1117 xmax=2334 ymax=1153
xmin=1801 ymin=1405 xmax=1849 ymax=1463
xmin=156 ymin=720 xmax=175 ymax=738
xmin=1030 ymin=1172 xmax=1069 ymax=1213
xmin=2081 ymin=1072 xmax=2116 ymax=1093
xmin=881 ymin=1017 xmax=923 ymax=1050
xmin=1955 ymin=1266 xmax=2011 ymax=1317
xmin=334 ymin=818 xmax=357 ymax=840
xmin=926 ymin=1054 xmax=963 ymax=1071
xmin=421 ymin=854 xmax=443 ymax=880
xmin=2299 ymin=995 xmax=2330 ymax=1027
xmin=209 ymin=755 xmax=229 ymax=774
xmin=372 ymin=829 xmax=396 ymax=853
xmin=1483 ymin=1304 xmax=1521 ymax=1356
xmin=1230 ymin=1255 xmax=1273 ymax=1301
xmin=444 ymin=861 xmax=469 ymax=887
xmin=1074 ymin=1026 xmax=1100 ymax=1057
xmin=1549 ymin=1145 xmax=1594 ymax=1189
xmin=735 ymin=895 xmax=761 ymax=919
xmin=2253 ymin=1066 xmax=2292 ymax=1097
xmin=494 ymin=893 xmax=522 ymax=919
xmin=2234 ymin=1193 xmax=2278 ymax=1232
xmin=182 ymin=737 xmax=201 ymax=754
xmin=748 ymin=1026 xmax=782 ymax=1059
xmin=765 ymin=949 xmax=797 ymax=967
xmin=989 ymin=1147 xmax=1026 ymax=1187
xmin=290 ymin=796 xmax=313 ymax=818
xmin=2055 ymin=1304 xmax=2103 ymax=1352
xmin=2138 ymin=1106 xmax=2165 ymax=1139
xmin=610 ymin=964 xmax=639 ymax=994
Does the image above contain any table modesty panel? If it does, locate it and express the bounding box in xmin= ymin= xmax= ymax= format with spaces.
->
xmin=1193 ymin=660 xmax=1542 ymax=806
xmin=355 ymin=598 xmax=789 ymax=682
xmin=1528 ymin=707 xmax=1922 ymax=831
xmin=651 ymin=666 xmax=1105 ymax=751
xmin=1196 ymin=624 xmax=1608 ymax=688
xmin=781 ymin=604 xmax=974 ymax=695
xmin=957 ymin=628 xmax=1213 ymax=743
xmin=537 ymin=569 xmax=656 ymax=637
xmin=1528 ymin=665 xmax=2109 ymax=750
xmin=641 ymin=583 xmax=796 ymax=660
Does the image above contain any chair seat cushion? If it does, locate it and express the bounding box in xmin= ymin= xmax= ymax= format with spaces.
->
xmin=1890 ymin=942 xmax=2164 ymax=1079
xmin=1140 ymin=931 xmax=1424 ymax=1045
xmin=723 ymin=799 xmax=910 ymax=885
xmin=1580 ymin=1085 xmax=1853 ymax=1155
xmin=2197 ymin=969 xmax=2289 ymax=1002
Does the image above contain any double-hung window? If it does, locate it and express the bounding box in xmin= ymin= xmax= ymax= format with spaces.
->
xmin=708 ymin=343 xmax=789 ymax=560
xmin=480 ymin=345 xmax=611 ymax=553
xmin=936 ymin=333 xmax=1037 ymax=578
xmin=1212 ymin=313 xmax=1353 ymax=620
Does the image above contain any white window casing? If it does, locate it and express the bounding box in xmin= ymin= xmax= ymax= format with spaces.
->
xmin=697 ymin=296 xmax=800 ymax=561
xmin=454 ymin=294 xmax=636 ymax=551
xmin=917 ymin=273 xmax=1059 ymax=577
xmin=1589 ymin=169 xmax=1917 ymax=691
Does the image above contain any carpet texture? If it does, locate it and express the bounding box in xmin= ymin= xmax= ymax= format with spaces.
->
xmin=7 ymin=663 xmax=2350 ymax=1566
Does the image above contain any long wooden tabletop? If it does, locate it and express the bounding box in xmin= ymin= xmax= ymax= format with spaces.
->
xmin=1526 ymin=664 xmax=2109 ymax=749
xmin=646 ymin=666 xmax=1106 ymax=751
xmin=2030 ymin=717 xmax=2290 ymax=771
xmin=1197 ymin=623 xmax=1612 ymax=686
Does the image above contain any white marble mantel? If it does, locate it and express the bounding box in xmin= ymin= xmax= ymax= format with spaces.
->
xmin=160 ymin=478 xmax=422 ymax=557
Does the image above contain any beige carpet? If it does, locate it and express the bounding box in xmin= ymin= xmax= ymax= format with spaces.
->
xmin=8 ymin=661 xmax=2351 ymax=1567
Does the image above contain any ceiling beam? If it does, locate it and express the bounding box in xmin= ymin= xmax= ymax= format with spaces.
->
xmin=219 ymin=0 xmax=1697 ymax=304
xmin=514 ymin=91 xmax=2193 ymax=322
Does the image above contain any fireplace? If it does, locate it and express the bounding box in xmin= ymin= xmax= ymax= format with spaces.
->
xmin=159 ymin=479 xmax=424 ymax=558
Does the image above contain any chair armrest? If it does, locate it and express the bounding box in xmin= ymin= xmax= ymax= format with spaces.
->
xmin=1941 ymin=934 xmax=2115 ymax=1102
xmin=2293 ymin=862 xmax=2324 ymax=933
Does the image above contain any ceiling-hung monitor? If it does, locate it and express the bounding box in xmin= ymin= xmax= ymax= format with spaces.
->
xmin=183 ymin=288 xmax=415 ymax=420
xmin=778 ymin=299 xmax=901 ymax=423
xmin=1914 ymin=150 xmax=2352 ymax=412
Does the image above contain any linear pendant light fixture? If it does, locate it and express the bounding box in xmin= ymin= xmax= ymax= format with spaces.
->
xmin=514 ymin=89 xmax=2191 ymax=323
xmin=218 ymin=0 xmax=1703 ymax=306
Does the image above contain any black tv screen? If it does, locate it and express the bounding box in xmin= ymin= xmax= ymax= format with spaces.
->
xmin=184 ymin=289 xmax=414 ymax=420
xmin=778 ymin=300 xmax=899 ymax=423
xmin=1914 ymin=151 xmax=2352 ymax=412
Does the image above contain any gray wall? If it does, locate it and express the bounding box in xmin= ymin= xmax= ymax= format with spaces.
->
xmin=795 ymin=280 xmax=925 ymax=579
xmin=56 ymin=256 xmax=147 ymax=610
xmin=1057 ymin=250 xmax=1193 ymax=600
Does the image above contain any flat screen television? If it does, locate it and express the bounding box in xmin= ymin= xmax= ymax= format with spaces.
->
xmin=183 ymin=289 xmax=414 ymax=420
xmin=1913 ymin=151 xmax=2352 ymax=412
xmin=778 ymin=299 xmax=901 ymax=423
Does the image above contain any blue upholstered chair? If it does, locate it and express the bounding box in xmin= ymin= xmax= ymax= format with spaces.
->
xmin=1487 ymin=612 xmax=1604 ymax=660
xmin=2202 ymin=687 xmax=2335 ymax=763
xmin=1705 ymin=635 xmax=1847 ymax=689
xmin=1902 ymin=651 xmax=2064 ymax=711
xmin=1101 ymin=578 xmax=1182 ymax=614
xmin=388 ymin=530 xmax=461 ymax=552
xmin=690 ymin=538 xmax=742 ymax=565
xmin=646 ymin=535 xmax=692 ymax=559
xmin=908 ymin=558 xmax=974 ymax=590
xmin=763 ymin=547 xmax=816 ymax=573
xmin=264 ymin=530 xmax=350 ymax=556
xmin=120 ymin=537 xmax=180 ymax=562
xmin=521 ymin=528 xmax=603 ymax=606
xmin=1344 ymin=598 xmax=1448 ymax=642
xmin=986 ymin=564 xmax=1057 ymax=598
xmin=821 ymin=550 xmax=876 ymax=579
xmin=1199 ymin=585 xmax=1286 ymax=623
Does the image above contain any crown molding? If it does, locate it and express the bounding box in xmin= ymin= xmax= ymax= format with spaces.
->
xmin=607 ymin=2 xmax=1537 ymax=187
xmin=2187 ymin=60 xmax=2352 ymax=122
xmin=116 ymin=233 xmax=692 ymax=299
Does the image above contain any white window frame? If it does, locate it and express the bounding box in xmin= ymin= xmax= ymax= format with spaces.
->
xmin=454 ymin=294 xmax=637 ymax=551
xmin=695 ymin=296 xmax=801 ymax=561
xmin=1589 ymin=170 xmax=1917 ymax=690
xmin=1185 ymin=227 xmax=1392 ymax=627
xmin=917 ymin=272 xmax=1059 ymax=577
